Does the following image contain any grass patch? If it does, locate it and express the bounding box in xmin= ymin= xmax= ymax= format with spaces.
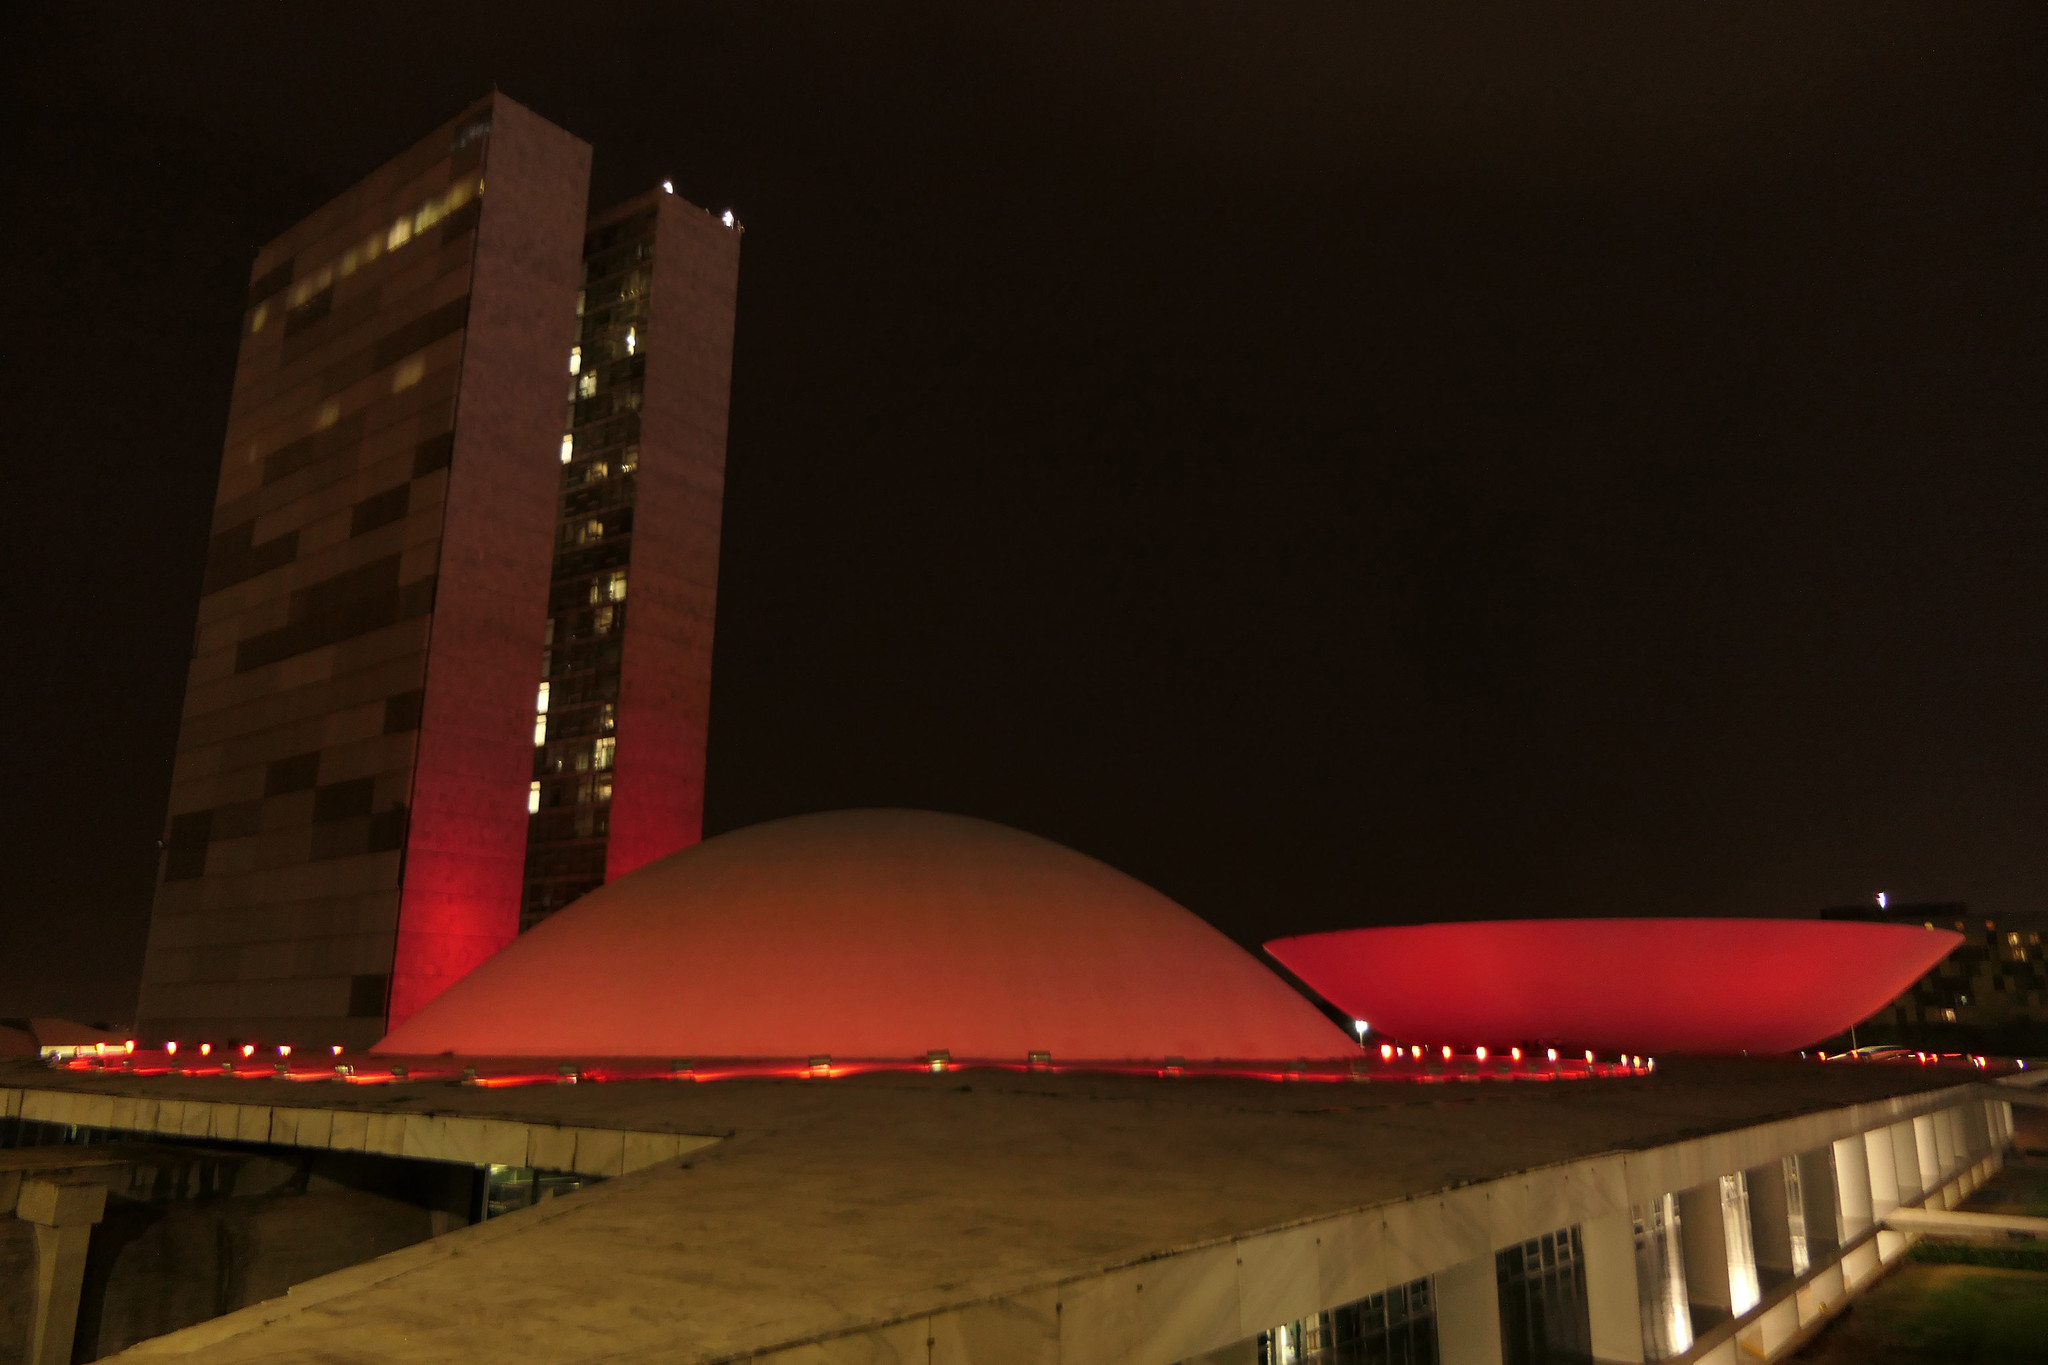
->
xmin=1793 ymin=1263 xmax=2048 ymax=1364
xmin=1960 ymin=1168 xmax=2048 ymax=1220
xmin=1910 ymin=1241 xmax=2048 ymax=1273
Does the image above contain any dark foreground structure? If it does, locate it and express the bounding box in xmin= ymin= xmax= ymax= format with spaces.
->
xmin=0 ymin=1058 xmax=2033 ymax=1365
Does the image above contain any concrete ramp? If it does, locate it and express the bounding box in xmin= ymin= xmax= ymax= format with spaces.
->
xmin=1884 ymin=1206 xmax=2048 ymax=1241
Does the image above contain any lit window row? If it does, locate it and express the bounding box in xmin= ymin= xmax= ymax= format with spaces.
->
xmin=529 ymin=772 xmax=615 ymax=815
xmin=257 ymin=174 xmax=484 ymax=326
xmin=568 ymin=448 xmax=639 ymax=485
xmin=534 ymin=737 xmax=618 ymax=776
xmin=288 ymin=351 xmax=429 ymax=440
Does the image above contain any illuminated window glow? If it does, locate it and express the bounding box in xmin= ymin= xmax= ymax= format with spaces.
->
xmin=1720 ymin=1173 xmax=1761 ymax=1315
xmin=392 ymin=354 xmax=426 ymax=392
xmin=569 ymin=347 xmax=581 ymax=374
xmin=279 ymin=176 xmax=483 ymax=313
xmin=1637 ymin=1193 xmax=1693 ymax=1356
xmin=528 ymin=781 xmax=542 ymax=815
xmin=560 ymin=434 xmax=575 ymax=464
xmin=288 ymin=263 xmax=335 ymax=308
xmin=1783 ymin=1155 xmax=1810 ymax=1276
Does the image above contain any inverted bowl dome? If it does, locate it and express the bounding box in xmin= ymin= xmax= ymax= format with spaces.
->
xmin=377 ymin=809 xmax=1355 ymax=1061
xmin=1265 ymin=918 xmax=1961 ymax=1055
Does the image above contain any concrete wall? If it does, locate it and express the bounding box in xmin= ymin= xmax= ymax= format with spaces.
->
xmin=14 ymin=1080 xmax=2019 ymax=1365
xmin=0 ymin=1086 xmax=716 ymax=1181
xmin=724 ymin=1086 xmax=2009 ymax=1365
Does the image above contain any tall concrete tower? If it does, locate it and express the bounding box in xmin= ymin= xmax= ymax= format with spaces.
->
xmin=136 ymin=95 xmax=741 ymax=1048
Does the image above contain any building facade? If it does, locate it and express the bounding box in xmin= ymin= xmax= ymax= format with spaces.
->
xmin=522 ymin=191 xmax=738 ymax=929
xmin=135 ymin=96 xmax=739 ymax=1049
xmin=1822 ymin=903 xmax=2048 ymax=1037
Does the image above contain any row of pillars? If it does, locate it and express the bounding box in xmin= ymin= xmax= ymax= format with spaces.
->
xmin=1417 ymin=1099 xmax=2005 ymax=1365
xmin=1417 ymin=1219 xmax=1651 ymax=1365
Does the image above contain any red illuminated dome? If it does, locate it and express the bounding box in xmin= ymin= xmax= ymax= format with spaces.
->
xmin=1265 ymin=919 xmax=1962 ymax=1055
xmin=376 ymin=809 xmax=1355 ymax=1061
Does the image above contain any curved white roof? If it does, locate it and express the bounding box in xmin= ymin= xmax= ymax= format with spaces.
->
xmin=376 ymin=809 xmax=1354 ymax=1061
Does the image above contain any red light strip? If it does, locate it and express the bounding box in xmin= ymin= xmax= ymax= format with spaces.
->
xmin=62 ymin=1049 xmax=2019 ymax=1090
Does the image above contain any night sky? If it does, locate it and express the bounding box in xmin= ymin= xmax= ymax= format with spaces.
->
xmin=5 ymin=5 xmax=2046 ymax=1023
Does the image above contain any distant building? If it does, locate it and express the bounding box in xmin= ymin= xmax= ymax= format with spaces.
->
xmin=1820 ymin=903 xmax=2048 ymax=1032
xmin=135 ymin=95 xmax=740 ymax=1050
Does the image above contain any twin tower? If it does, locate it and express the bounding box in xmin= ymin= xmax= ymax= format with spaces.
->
xmin=136 ymin=94 xmax=740 ymax=1049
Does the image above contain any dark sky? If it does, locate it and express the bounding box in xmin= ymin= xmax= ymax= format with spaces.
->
xmin=4 ymin=5 xmax=2046 ymax=1023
